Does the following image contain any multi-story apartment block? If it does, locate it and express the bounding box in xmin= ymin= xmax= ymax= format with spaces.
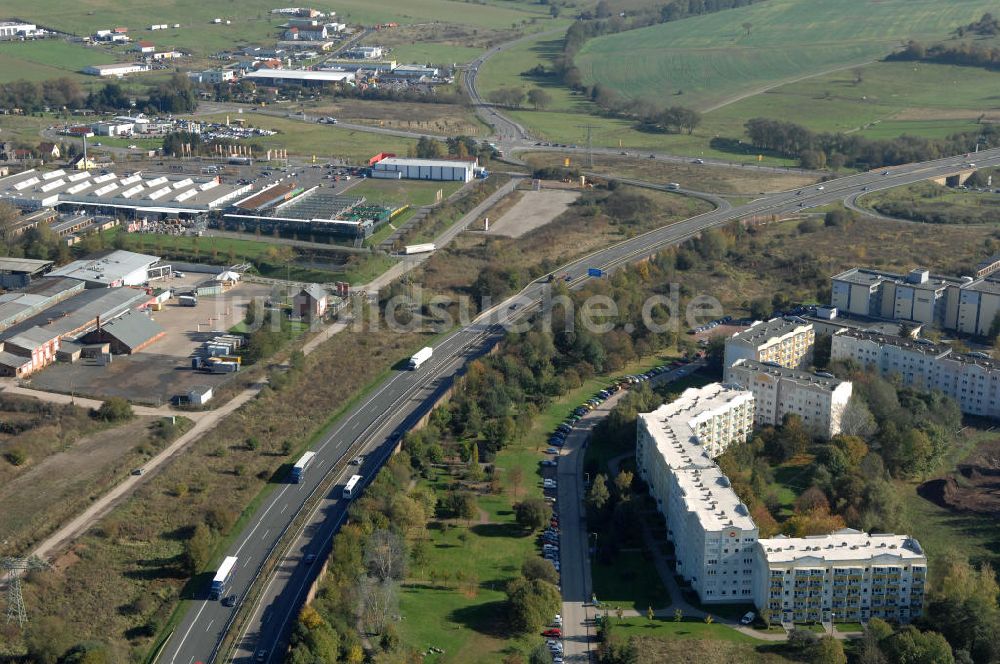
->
xmin=723 ymin=317 xmax=815 ymax=371
xmin=753 ymin=530 xmax=927 ymax=625
xmin=830 ymin=264 xmax=1000 ymax=337
xmin=637 ymin=384 xmax=758 ymax=604
xmin=830 ymin=328 xmax=1000 ymax=419
xmin=724 ymin=359 xmax=853 ymax=439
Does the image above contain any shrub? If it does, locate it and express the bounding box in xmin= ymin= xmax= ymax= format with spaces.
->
xmin=5 ymin=447 xmax=27 ymax=466
xmin=93 ymin=397 xmax=133 ymax=423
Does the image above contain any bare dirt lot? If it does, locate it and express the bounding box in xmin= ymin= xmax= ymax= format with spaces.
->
xmin=486 ymin=190 xmax=580 ymax=238
xmin=919 ymin=439 xmax=1000 ymax=516
xmin=523 ymin=152 xmax=822 ymax=195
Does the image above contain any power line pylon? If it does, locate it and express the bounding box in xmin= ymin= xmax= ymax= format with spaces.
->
xmin=2 ymin=556 xmax=49 ymax=628
xmin=577 ymin=124 xmax=597 ymax=168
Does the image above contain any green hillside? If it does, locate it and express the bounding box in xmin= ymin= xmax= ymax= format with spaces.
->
xmin=576 ymin=0 xmax=1000 ymax=111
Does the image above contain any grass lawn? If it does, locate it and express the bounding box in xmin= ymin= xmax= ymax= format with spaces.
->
xmin=193 ymin=112 xmax=418 ymax=162
xmin=0 ymin=40 xmax=116 ymax=83
xmin=612 ymin=616 xmax=758 ymax=643
xmin=860 ymin=180 xmax=1000 ymax=225
xmin=349 ymin=179 xmax=464 ymax=207
xmin=592 ymin=550 xmax=669 ymax=613
xmin=384 ymin=42 xmax=485 ymax=67
xmin=576 ymin=0 xmax=1000 ymax=111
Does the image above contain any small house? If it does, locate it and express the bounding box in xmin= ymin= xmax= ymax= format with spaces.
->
xmin=293 ymin=284 xmax=328 ymax=320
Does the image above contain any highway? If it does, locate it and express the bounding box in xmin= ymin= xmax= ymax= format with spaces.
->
xmin=157 ymin=143 xmax=1000 ymax=664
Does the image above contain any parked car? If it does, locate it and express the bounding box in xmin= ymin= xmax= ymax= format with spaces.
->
xmin=542 ymin=628 xmax=562 ymax=637
xmin=740 ymin=611 xmax=756 ymax=625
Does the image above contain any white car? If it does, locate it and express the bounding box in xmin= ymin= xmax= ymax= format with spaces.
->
xmin=553 ymin=614 xmax=562 ymax=625
xmin=816 ymin=185 xmax=825 ymax=190
xmin=740 ymin=611 xmax=755 ymax=625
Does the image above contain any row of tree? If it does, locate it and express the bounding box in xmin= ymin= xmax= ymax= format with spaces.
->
xmin=486 ymin=86 xmax=552 ymax=110
xmin=888 ymin=39 xmax=1000 ymax=72
xmin=0 ymin=77 xmax=85 ymax=112
xmin=744 ymin=116 xmax=1000 ymax=169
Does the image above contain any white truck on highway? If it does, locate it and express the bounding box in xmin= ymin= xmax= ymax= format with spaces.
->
xmin=403 ymin=243 xmax=435 ymax=255
xmin=210 ymin=556 xmax=238 ymax=600
xmin=408 ymin=346 xmax=433 ymax=370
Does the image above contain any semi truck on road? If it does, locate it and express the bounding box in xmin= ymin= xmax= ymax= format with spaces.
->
xmin=408 ymin=346 xmax=433 ymax=370
xmin=210 ymin=556 xmax=238 ymax=600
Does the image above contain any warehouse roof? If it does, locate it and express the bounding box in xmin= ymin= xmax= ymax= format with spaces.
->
xmin=0 ymin=169 xmax=251 ymax=214
xmin=0 ymin=257 xmax=52 ymax=274
xmin=244 ymin=69 xmax=355 ymax=83
xmin=0 ymin=286 xmax=151 ymax=343
xmin=96 ymin=311 xmax=164 ymax=350
xmin=50 ymin=250 xmax=160 ymax=285
xmin=758 ymin=530 xmax=926 ymax=564
xmin=0 ymin=351 xmax=31 ymax=370
xmin=5 ymin=325 xmax=60 ymax=349
xmin=374 ymin=157 xmax=476 ymax=170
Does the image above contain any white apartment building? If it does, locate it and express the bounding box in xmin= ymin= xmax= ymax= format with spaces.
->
xmin=753 ymin=530 xmax=927 ymax=625
xmin=724 ymin=359 xmax=853 ymax=439
xmin=637 ymin=384 xmax=758 ymax=603
xmin=724 ymin=317 xmax=815 ymax=371
xmin=188 ymin=69 xmax=236 ymax=84
xmin=830 ymin=329 xmax=1000 ymax=419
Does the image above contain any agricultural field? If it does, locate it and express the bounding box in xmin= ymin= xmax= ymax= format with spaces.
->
xmin=1 ymin=0 xmax=551 ymax=58
xmin=0 ymin=40 xmax=116 ymax=84
xmin=193 ymin=112 xmax=418 ymax=162
xmin=575 ymin=0 xmax=1000 ymax=111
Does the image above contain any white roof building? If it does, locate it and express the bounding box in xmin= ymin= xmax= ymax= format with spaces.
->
xmin=724 ymin=359 xmax=853 ymax=439
xmin=753 ymin=529 xmax=926 ymax=625
xmin=243 ymin=69 xmax=355 ymax=85
xmin=637 ymin=384 xmax=758 ymax=604
xmin=724 ymin=317 xmax=815 ymax=371
xmin=49 ymin=250 xmax=161 ymax=288
xmin=82 ymin=63 xmax=149 ymax=77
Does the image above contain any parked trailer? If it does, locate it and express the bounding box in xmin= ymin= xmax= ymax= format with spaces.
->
xmin=207 ymin=361 xmax=239 ymax=373
xmin=343 ymin=474 xmax=362 ymax=499
xmin=210 ymin=556 xmax=238 ymax=599
xmin=403 ymin=243 xmax=435 ymax=255
xmin=179 ymin=295 xmax=198 ymax=307
xmin=291 ymin=451 xmax=316 ymax=483
xmin=408 ymin=346 xmax=433 ymax=370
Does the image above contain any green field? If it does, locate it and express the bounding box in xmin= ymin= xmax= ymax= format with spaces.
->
xmin=383 ymin=42 xmax=486 ymax=67
xmin=196 ymin=112 xmax=417 ymax=161
xmin=1 ymin=0 xmax=549 ymax=58
xmin=612 ymin=616 xmax=758 ymax=643
xmin=0 ymin=40 xmax=117 ymax=83
xmin=576 ymin=0 xmax=1000 ymax=111
xmin=349 ymin=179 xmax=464 ymax=207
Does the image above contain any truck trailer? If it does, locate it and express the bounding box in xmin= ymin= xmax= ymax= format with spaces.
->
xmin=210 ymin=556 xmax=238 ymax=599
xmin=403 ymin=243 xmax=435 ymax=255
xmin=408 ymin=346 xmax=433 ymax=370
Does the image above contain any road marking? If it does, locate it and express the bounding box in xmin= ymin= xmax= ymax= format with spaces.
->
xmin=235 ymin=485 xmax=289 ymax=556
xmin=206 ymin=619 xmax=214 ymax=632
xmin=280 ymin=504 xmax=287 ymax=514
xmin=169 ymin=601 xmax=209 ymax=663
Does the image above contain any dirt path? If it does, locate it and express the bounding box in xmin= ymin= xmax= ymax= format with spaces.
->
xmin=486 ymin=190 xmax=580 ymax=238
xmin=701 ymin=59 xmax=876 ymax=113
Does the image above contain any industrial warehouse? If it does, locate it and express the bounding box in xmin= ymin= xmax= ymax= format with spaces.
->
xmin=222 ymin=181 xmax=398 ymax=239
xmin=0 ymin=168 xmax=252 ymax=217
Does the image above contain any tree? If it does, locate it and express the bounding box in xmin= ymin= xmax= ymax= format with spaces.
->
xmin=840 ymin=398 xmax=877 ymax=439
xmin=522 ymin=557 xmax=560 ymax=585
xmin=588 ymin=474 xmax=611 ymax=511
xmin=673 ymin=608 xmax=683 ymax=622
xmin=852 ymin=68 xmax=864 ymax=85
xmin=742 ymin=21 xmax=753 ymax=36
xmin=813 ymin=636 xmax=847 ymax=664
xmin=359 ymin=578 xmax=399 ymax=635
xmin=365 ymin=529 xmax=406 ymax=582
xmin=93 ymin=397 xmax=133 ymax=422
xmin=449 ymin=491 xmax=478 ymax=525
xmin=506 ymin=577 xmax=561 ymax=633
xmin=515 ymin=498 xmax=552 ymax=532
xmin=882 ymin=626 xmax=955 ymax=664
xmin=647 ymin=606 xmax=654 ymax=622
xmin=509 ymin=465 xmax=524 ymax=499
xmin=527 ymin=88 xmax=552 ymax=110
xmin=614 ymin=470 xmax=633 ymax=499
xmin=183 ymin=523 xmax=213 ymax=574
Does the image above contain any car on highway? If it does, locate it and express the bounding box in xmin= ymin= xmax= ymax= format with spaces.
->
xmin=255 ymin=650 xmax=268 ymax=662
xmin=304 ymin=553 xmax=317 ymax=564
xmin=222 ymin=594 xmax=238 ymax=607
xmin=740 ymin=611 xmax=756 ymax=625
xmin=693 ymin=158 xmax=705 ymax=164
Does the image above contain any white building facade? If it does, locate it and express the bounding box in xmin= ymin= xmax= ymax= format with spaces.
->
xmin=723 ymin=317 xmax=815 ymax=371
xmin=724 ymin=359 xmax=853 ymax=439
xmin=753 ymin=530 xmax=927 ymax=625
xmin=830 ymin=329 xmax=1000 ymax=419
xmin=637 ymin=384 xmax=758 ymax=603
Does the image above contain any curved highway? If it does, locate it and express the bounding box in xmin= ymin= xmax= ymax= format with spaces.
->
xmin=158 ymin=145 xmax=1000 ymax=664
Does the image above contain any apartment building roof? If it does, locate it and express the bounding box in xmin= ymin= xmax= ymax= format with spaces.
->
xmin=641 ymin=383 xmax=756 ymax=532
xmin=728 ymin=317 xmax=812 ymax=347
xmin=758 ymin=529 xmax=926 ymax=564
xmin=831 ymin=267 xmax=964 ymax=291
xmin=728 ymin=359 xmax=847 ymax=392
xmin=961 ymin=275 xmax=1000 ymax=296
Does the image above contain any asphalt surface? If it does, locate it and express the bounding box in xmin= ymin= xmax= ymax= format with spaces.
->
xmin=156 ymin=145 xmax=1000 ymax=664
